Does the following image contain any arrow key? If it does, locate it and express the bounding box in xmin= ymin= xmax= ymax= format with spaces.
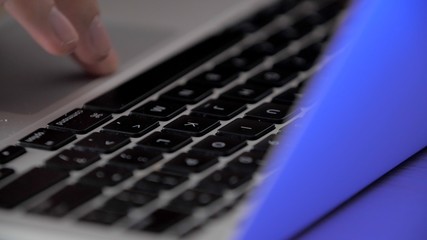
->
xmin=74 ymin=132 xmax=130 ymax=153
xmin=103 ymin=115 xmax=159 ymax=137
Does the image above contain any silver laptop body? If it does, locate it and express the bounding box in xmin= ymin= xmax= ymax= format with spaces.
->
xmin=0 ymin=0 xmax=342 ymax=239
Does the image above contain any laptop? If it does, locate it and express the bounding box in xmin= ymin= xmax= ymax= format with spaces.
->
xmin=0 ymin=0 xmax=425 ymax=239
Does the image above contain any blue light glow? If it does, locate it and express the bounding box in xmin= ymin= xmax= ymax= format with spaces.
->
xmin=238 ymin=0 xmax=427 ymax=239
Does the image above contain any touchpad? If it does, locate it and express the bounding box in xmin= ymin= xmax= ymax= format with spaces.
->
xmin=0 ymin=19 xmax=171 ymax=115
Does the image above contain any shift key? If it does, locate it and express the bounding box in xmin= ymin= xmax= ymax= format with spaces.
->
xmin=0 ymin=168 xmax=69 ymax=209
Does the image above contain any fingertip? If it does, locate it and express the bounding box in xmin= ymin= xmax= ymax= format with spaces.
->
xmin=71 ymin=15 xmax=113 ymax=65
xmin=75 ymin=50 xmax=119 ymax=77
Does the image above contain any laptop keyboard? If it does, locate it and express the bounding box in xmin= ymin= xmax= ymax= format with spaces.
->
xmin=0 ymin=0 xmax=347 ymax=237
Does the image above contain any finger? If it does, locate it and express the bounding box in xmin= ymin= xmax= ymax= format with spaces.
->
xmin=55 ymin=0 xmax=117 ymax=73
xmin=1 ymin=0 xmax=78 ymax=55
xmin=72 ymin=49 xmax=118 ymax=77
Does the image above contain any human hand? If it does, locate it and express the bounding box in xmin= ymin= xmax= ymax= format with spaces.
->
xmin=1 ymin=0 xmax=117 ymax=76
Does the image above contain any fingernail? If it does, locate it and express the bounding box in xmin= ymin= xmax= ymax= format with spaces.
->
xmin=89 ymin=16 xmax=112 ymax=60
xmin=49 ymin=7 xmax=78 ymax=49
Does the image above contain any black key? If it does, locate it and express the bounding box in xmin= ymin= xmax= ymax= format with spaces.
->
xmin=0 ymin=168 xmax=68 ymax=209
xmin=142 ymin=171 xmax=187 ymax=190
xmin=293 ymin=14 xmax=325 ymax=37
xmin=273 ymin=56 xmax=311 ymax=72
xmin=247 ymin=70 xmax=297 ymax=87
xmin=29 ymin=184 xmax=101 ymax=217
xmin=136 ymin=132 xmax=192 ymax=153
xmin=228 ymin=21 xmax=258 ymax=35
xmin=217 ymin=118 xmax=274 ymax=140
xmin=276 ymin=0 xmax=298 ymax=14
xmin=216 ymin=54 xmax=262 ymax=73
xmin=191 ymin=135 xmax=246 ymax=156
xmin=85 ymin=30 xmax=242 ymax=113
xmin=46 ymin=149 xmax=100 ymax=171
xmin=227 ymin=5 xmax=281 ymax=35
xmin=102 ymin=190 xmax=158 ymax=214
xmin=48 ymin=109 xmax=111 ymax=134
xmin=321 ymin=32 xmax=332 ymax=44
xmin=102 ymin=198 xmax=134 ymax=214
xmin=163 ymin=153 xmax=218 ymax=175
xmin=103 ymin=190 xmax=157 ymax=213
xmin=297 ymin=43 xmax=324 ymax=68
xmin=232 ymin=52 xmax=265 ymax=71
xmin=273 ymin=88 xmax=303 ymax=105
xmin=102 ymin=115 xmax=159 ymax=137
xmin=253 ymin=134 xmax=282 ymax=153
xmin=160 ymin=84 xmax=212 ymax=104
xmin=0 ymin=168 xmax=15 ymax=182
xmin=133 ymin=171 xmax=187 ymax=194
xmin=196 ymin=168 xmax=252 ymax=195
xmin=227 ymin=152 xmax=262 ymax=174
xmin=80 ymin=165 xmax=132 ymax=187
xmin=74 ymin=132 xmax=130 ymax=153
xmin=132 ymin=208 xmax=189 ymax=233
xmin=188 ymin=70 xmax=238 ymax=88
xmin=163 ymin=115 xmax=220 ymax=137
xmin=318 ymin=1 xmax=347 ymax=21
xmin=239 ymin=41 xmax=270 ymax=58
xmin=132 ymin=100 xmax=186 ymax=120
xmin=245 ymin=103 xmax=294 ymax=123
xmin=220 ymin=84 xmax=272 ymax=103
xmin=109 ymin=148 xmax=162 ymax=170
xmin=241 ymin=42 xmax=277 ymax=59
xmin=114 ymin=190 xmax=157 ymax=207
xmin=267 ymin=28 xmax=299 ymax=50
xmin=248 ymin=6 xmax=280 ymax=28
xmin=20 ymin=128 xmax=76 ymax=151
xmin=230 ymin=151 xmax=266 ymax=168
xmin=80 ymin=209 xmax=126 ymax=225
xmin=0 ymin=146 xmax=26 ymax=164
xmin=168 ymin=190 xmax=220 ymax=213
xmin=217 ymin=167 xmax=255 ymax=187
xmin=192 ymin=99 xmax=246 ymax=120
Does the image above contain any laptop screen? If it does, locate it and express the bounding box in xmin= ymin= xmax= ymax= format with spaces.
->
xmin=238 ymin=0 xmax=427 ymax=239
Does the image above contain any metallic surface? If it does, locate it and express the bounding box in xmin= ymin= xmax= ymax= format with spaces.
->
xmin=0 ymin=1 xmax=270 ymax=239
xmin=0 ymin=0 xmax=264 ymax=141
